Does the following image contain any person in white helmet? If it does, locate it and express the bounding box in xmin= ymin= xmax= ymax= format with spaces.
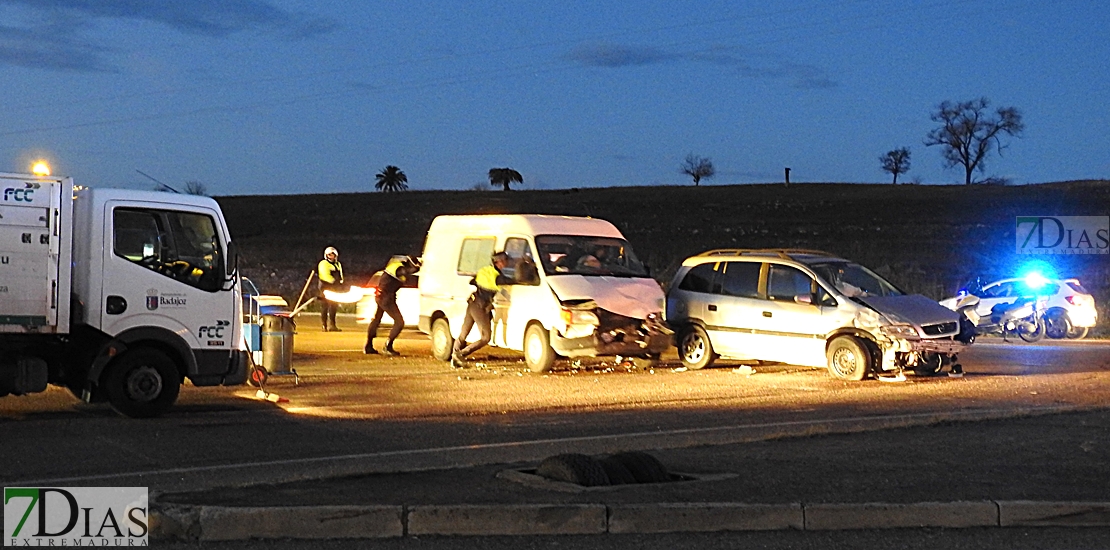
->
xmin=317 ymin=246 xmax=344 ymax=332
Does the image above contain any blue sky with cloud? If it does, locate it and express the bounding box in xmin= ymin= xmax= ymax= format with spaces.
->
xmin=1 ymin=0 xmax=1107 ymax=195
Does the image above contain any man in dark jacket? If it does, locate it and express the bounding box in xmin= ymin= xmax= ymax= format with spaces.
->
xmin=365 ymin=256 xmax=419 ymax=356
xmin=452 ymin=252 xmax=515 ymax=367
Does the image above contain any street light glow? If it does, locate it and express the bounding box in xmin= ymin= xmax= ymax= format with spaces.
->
xmin=31 ymin=161 xmax=51 ymax=176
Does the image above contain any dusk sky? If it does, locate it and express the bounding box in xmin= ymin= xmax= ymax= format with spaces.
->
xmin=2 ymin=0 xmax=1107 ymax=195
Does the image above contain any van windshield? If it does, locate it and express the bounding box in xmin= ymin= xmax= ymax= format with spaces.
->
xmin=534 ymin=235 xmax=649 ymax=277
xmin=808 ymin=261 xmax=903 ymax=298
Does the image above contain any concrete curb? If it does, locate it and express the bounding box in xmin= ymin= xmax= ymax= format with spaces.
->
xmin=150 ymin=500 xmax=1110 ymax=540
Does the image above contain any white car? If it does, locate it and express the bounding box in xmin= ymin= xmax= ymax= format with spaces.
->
xmin=355 ymin=270 xmax=420 ymax=327
xmin=940 ymin=276 xmax=1096 ymax=339
xmin=665 ymin=249 xmax=965 ymax=380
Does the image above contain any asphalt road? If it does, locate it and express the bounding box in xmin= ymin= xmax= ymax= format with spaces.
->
xmin=2 ymin=318 xmax=1109 ymax=495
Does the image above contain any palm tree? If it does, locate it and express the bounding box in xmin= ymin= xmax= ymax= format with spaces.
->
xmin=488 ymin=167 xmax=523 ymax=191
xmin=375 ymin=165 xmax=408 ymax=192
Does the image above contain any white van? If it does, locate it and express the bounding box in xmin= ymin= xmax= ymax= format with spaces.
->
xmin=418 ymin=214 xmax=671 ymax=372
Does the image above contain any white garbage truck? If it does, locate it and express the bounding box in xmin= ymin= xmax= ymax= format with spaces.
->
xmin=0 ymin=171 xmax=247 ymax=417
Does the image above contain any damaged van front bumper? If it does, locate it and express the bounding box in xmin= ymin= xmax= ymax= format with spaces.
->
xmin=551 ymin=312 xmax=673 ymax=358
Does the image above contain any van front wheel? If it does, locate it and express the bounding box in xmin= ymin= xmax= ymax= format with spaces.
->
xmin=430 ymin=318 xmax=453 ymax=361
xmin=524 ymin=324 xmax=556 ymax=373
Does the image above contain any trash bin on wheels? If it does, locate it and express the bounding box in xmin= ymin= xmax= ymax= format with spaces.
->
xmin=259 ymin=314 xmax=298 ymax=384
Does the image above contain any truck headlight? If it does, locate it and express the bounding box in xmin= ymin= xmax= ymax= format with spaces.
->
xmin=881 ymin=324 xmax=920 ymax=339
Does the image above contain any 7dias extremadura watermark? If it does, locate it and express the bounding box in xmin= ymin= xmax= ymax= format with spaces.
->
xmin=1016 ymin=216 xmax=1109 ymax=255
xmin=4 ymin=487 xmax=148 ymax=547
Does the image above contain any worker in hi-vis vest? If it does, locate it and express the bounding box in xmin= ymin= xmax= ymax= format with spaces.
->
xmin=317 ymin=246 xmax=344 ymax=332
xmin=364 ymin=255 xmax=420 ymax=355
xmin=452 ymin=251 xmax=515 ymax=367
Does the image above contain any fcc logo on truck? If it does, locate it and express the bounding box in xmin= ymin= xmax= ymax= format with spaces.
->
xmin=2 ymin=188 xmax=34 ymax=202
xmin=3 ymin=487 xmax=148 ymax=546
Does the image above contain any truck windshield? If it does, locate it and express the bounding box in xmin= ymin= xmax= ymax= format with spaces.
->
xmin=808 ymin=261 xmax=903 ymax=298
xmin=534 ymin=235 xmax=649 ymax=277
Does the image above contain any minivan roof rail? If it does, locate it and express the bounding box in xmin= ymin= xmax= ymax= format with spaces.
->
xmin=697 ymin=248 xmax=840 ymax=260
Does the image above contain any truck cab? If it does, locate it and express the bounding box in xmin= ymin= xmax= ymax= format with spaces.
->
xmin=0 ymin=173 xmax=247 ymax=417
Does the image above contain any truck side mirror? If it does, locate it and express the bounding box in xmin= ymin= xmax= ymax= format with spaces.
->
xmin=223 ymin=241 xmax=239 ymax=290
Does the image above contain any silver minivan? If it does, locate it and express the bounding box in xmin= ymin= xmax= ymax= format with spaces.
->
xmin=665 ymin=249 xmax=965 ymax=380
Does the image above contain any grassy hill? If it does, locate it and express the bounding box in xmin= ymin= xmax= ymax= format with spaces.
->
xmin=218 ymin=181 xmax=1109 ymax=334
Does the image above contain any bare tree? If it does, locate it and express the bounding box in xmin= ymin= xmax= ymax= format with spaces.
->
xmin=183 ymin=181 xmax=208 ymax=195
xmin=924 ymin=97 xmax=1024 ymax=185
xmin=681 ymin=154 xmax=715 ymax=186
xmin=375 ymin=165 xmax=409 ymax=192
xmin=879 ymin=148 xmax=912 ymax=185
xmin=488 ymin=167 xmax=523 ymax=191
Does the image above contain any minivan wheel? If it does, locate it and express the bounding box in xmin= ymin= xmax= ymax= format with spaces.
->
xmin=524 ymin=324 xmax=556 ymax=373
xmin=678 ymin=325 xmax=716 ymax=370
xmin=430 ymin=318 xmax=453 ymax=361
xmin=826 ymin=336 xmax=870 ymax=381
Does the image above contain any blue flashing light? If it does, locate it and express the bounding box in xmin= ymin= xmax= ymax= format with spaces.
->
xmin=1016 ymin=260 xmax=1058 ymax=282
xmin=1024 ymin=271 xmax=1049 ymax=290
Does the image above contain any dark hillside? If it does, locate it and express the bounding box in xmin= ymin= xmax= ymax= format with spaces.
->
xmin=218 ymin=181 xmax=1109 ymax=334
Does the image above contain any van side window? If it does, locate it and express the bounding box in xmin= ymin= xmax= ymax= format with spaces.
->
xmin=678 ymin=263 xmax=716 ymax=293
xmin=113 ymin=207 xmax=224 ymax=292
xmin=719 ymin=261 xmax=761 ymax=298
xmin=457 ymin=237 xmax=496 ymax=275
xmin=768 ymin=264 xmax=813 ymax=302
xmin=502 ymin=237 xmax=539 ymax=285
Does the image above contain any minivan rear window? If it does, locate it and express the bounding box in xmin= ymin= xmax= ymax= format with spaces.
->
xmin=719 ymin=261 xmax=760 ymax=298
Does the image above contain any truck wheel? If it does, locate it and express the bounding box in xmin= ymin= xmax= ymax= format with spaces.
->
xmin=524 ymin=324 xmax=556 ymax=373
xmin=678 ymin=325 xmax=716 ymax=370
xmin=430 ymin=318 xmax=453 ymax=361
xmin=104 ymin=348 xmax=180 ymax=418
xmin=826 ymin=336 xmax=870 ymax=381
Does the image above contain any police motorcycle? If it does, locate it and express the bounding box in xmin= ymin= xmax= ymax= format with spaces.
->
xmin=944 ymin=276 xmax=1048 ymax=344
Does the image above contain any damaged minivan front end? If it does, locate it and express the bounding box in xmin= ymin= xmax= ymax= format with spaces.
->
xmin=854 ymin=294 xmax=967 ymax=378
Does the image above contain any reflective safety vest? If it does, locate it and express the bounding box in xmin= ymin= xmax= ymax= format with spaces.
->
xmin=475 ymin=265 xmax=502 ymax=292
xmin=384 ymin=258 xmax=405 ymax=281
xmin=318 ymin=259 xmax=343 ymax=284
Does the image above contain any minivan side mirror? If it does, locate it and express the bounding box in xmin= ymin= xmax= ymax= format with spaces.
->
xmin=794 ymin=293 xmax=812 ymax=305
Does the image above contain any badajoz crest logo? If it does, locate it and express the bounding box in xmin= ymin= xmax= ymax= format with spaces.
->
xmin=3 ymin=487 xmax=148 ymax=546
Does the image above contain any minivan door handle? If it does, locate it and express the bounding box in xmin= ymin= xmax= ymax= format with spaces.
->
xmin=762 ymin=311 xmax=772 ymax=317
xmin=707 ymin=304 xmax=717 ymax=311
